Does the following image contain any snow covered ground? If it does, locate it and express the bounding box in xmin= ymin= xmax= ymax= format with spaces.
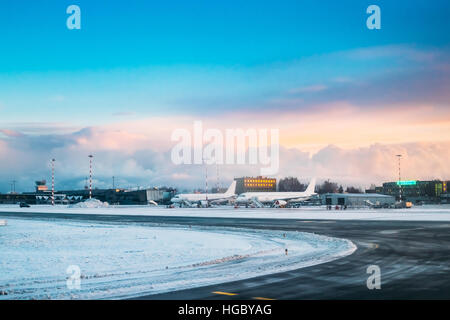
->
xmin=1 ymin=204 xmax=450 ymax=221
xmin=0 ymin=217 xmax=355 ymax=300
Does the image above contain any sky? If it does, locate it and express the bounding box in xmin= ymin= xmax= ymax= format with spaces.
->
xmin=0 ymin=0 xmax=449 ymax=192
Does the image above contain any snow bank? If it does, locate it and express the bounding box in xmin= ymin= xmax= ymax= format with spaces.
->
xmin=69 ymin=198 xmax=109 ymax=208
xmin=0 ymin=217 xmax=355 ymax=300
xmin=2 ymin=204 xmax=450 ymax=221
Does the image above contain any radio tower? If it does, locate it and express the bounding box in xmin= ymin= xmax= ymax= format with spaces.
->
xmin=205 ymin=161 xmax=208 ymax=204
xmin=216 ymin=163 xmax=220 ymax=192
xmin=11 ymin=180 xmax=16 ymax=193
xmin=51 ymin=159 xmax=55 ymax=206
xmin=396 ymin=154 xmax=402 ymax=202
xmin=88 ymin=155 xmax=93 ymax=199
xmin=203 ymin=157 xmax=209 ymax=205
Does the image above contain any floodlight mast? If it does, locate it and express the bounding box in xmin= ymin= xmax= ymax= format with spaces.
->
xmin=202 ymin=157 xmax=209 ymax=206
xmin=51 ymin=159 xmax=55 ymax=206
xmin=88 ymin=155 xmax=93 ymax=199
xmin=396 ymin=154 xmax=402 ymax=202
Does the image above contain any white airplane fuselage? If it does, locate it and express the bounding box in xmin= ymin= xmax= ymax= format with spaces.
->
xmin=171 ymin=193 xmax=234 ymax=203
xmin=171 ymin=181 xmax=236 ymax=204
xmin=236 ymin=178 xmax=316 ymax=205
xmin=236 ymin=192 xmax=313 ymax=203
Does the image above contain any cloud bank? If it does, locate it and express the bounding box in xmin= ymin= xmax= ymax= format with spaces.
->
xmin=1 ymin=45 xmax=449 ymax=192
xmin=1 ymin=125 xmax=449 ymax=193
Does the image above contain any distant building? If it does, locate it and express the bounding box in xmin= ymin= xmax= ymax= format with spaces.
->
xmin=0 ymin=193 xmax=38 ymax=204
xmin=378 ymin=180 xmax=449 ymax=203
xmin=441 ymin=193 xmax=450 ymax=204
xmin=210 ymin=186 xmax=228 ymax=193
xmin=35 ymin=180 xmax=48 ymax=193
xmin=0 ymin=180 xmax=176 ymax=205
xmin=234 ymin=176 xmax=276 ymax=194
xmin=59 ymin=187 xmax=176 ymax=205
xmin=321 ymin=193 xmax=395 ymax=207
xmin=0 ymin=180 xmax=57 ymax=204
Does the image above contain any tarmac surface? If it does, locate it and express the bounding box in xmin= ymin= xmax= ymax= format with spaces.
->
xmin=1 ymin=211 xmax=450 ymax=299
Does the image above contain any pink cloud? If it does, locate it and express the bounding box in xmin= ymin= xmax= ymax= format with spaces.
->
xmin=1 ymin=100 xmax=450 ymax=192
xmin=0 ymin=129 xmax=24 ymax=137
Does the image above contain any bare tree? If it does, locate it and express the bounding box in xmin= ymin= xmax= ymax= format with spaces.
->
xmin=317 ymin=179 xmax=339 ymax=194
xmin=346 ymin=186 xmax=362 ymax=193
xmin=278 ymin=177 xmax=306 ymax=192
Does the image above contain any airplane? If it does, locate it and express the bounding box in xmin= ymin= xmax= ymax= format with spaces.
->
xmin=235 ymin=178 xmax=317 ymax=207
xmin=170 ymin=181 xmax=236 ymax=206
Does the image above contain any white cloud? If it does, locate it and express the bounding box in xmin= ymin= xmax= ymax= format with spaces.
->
xmin=1 ymin=124 xmax=450 ymax=192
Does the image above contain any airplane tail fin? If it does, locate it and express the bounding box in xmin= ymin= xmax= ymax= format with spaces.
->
xmin=305 ymin=178 xmax=316 ymax=195
xmin=224 ymin=181 xmax=237 ymax=195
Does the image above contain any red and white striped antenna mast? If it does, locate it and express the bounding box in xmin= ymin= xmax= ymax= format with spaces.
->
xmin=202 ymin=157 xmax=209 ymax=205
xmin=51 ymin=158 xmax=55 ymax=206
xmin=396 ymin=154 xmax=402 ymax=202
xmin=216 ymin=162 xmax=220 ymax=192
xmin=88 ymin=154 xmax=93 ymax=199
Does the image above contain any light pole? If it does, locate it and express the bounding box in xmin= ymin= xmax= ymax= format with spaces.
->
xmin=202 ymin=157 xmax=209 ymax=205
xmin=51 ymin=159 xmax=55 ymax=206
xmin=205 ymin=160 xmax=208 ymax=204
xmin=396 ymin=154 xmax=402 ymax=202
xmin=88 ymin=155 xmax=93 ymax=199
xmin=216 ymin=163 xmax=220 ymax=193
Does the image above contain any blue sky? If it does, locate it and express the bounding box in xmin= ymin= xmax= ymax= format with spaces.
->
xmin=0 ymin=0 xmax=449 ymax=124
xmin=0 ymin=0 xmax=450 ymax=115
xmin=0 ymin=0 xmax=448 ymax=71
xmin=0 ymin=1 xmax=449 ymax=192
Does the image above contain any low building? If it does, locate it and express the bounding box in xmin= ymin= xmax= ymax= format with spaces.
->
xmin=321 ymin=193 xmax=395 ymax=207
xmin=441 ymin=193 xmax=450 ymax=204
xmin=35 ymin=194 xmax=71 ymax=204
xmin=234 ymin=176 xmax=276 ymax=194
xmin=379 ymin=180 xmax=449 ymax=203
xmin=0 ymin=193 xmax=38 ymax=204
xmin=0 ymin=186 xmax=176 ymax=206
xmin=59 ymin=187 xmax=176 ymax=205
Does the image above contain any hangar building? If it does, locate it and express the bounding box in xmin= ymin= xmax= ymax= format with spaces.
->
xmin=321 ymin=193 xmax=395 ymax=207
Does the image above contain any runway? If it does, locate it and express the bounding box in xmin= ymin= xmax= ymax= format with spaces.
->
xmin=1 ymin=211 xmax=450 ymax=299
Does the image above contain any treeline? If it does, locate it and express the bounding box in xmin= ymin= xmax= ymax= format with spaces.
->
xmin=278 ymin=177 xmax=363 ymax=194
xmin=278 ymin=177 xmax=307 ymax=192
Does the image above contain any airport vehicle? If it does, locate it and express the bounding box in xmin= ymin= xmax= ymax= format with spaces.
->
xmin=394 ymin=201 xmax=414 ymax=209
xmin=235 ymin=178 xmax=316 ymax=207
xmin=170 ymin=181 xmax=236 ymax=206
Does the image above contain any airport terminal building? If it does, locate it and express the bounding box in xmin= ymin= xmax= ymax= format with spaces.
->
xmin=0 ymin=181 xmax=176 ymax=205
xmin=374 ymin=180 xmax=449 ymax=203
xmin=234 ymin=176 xmax=276 ymax=194
xmin=321 ymin=193 xmax=395 ymax=207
